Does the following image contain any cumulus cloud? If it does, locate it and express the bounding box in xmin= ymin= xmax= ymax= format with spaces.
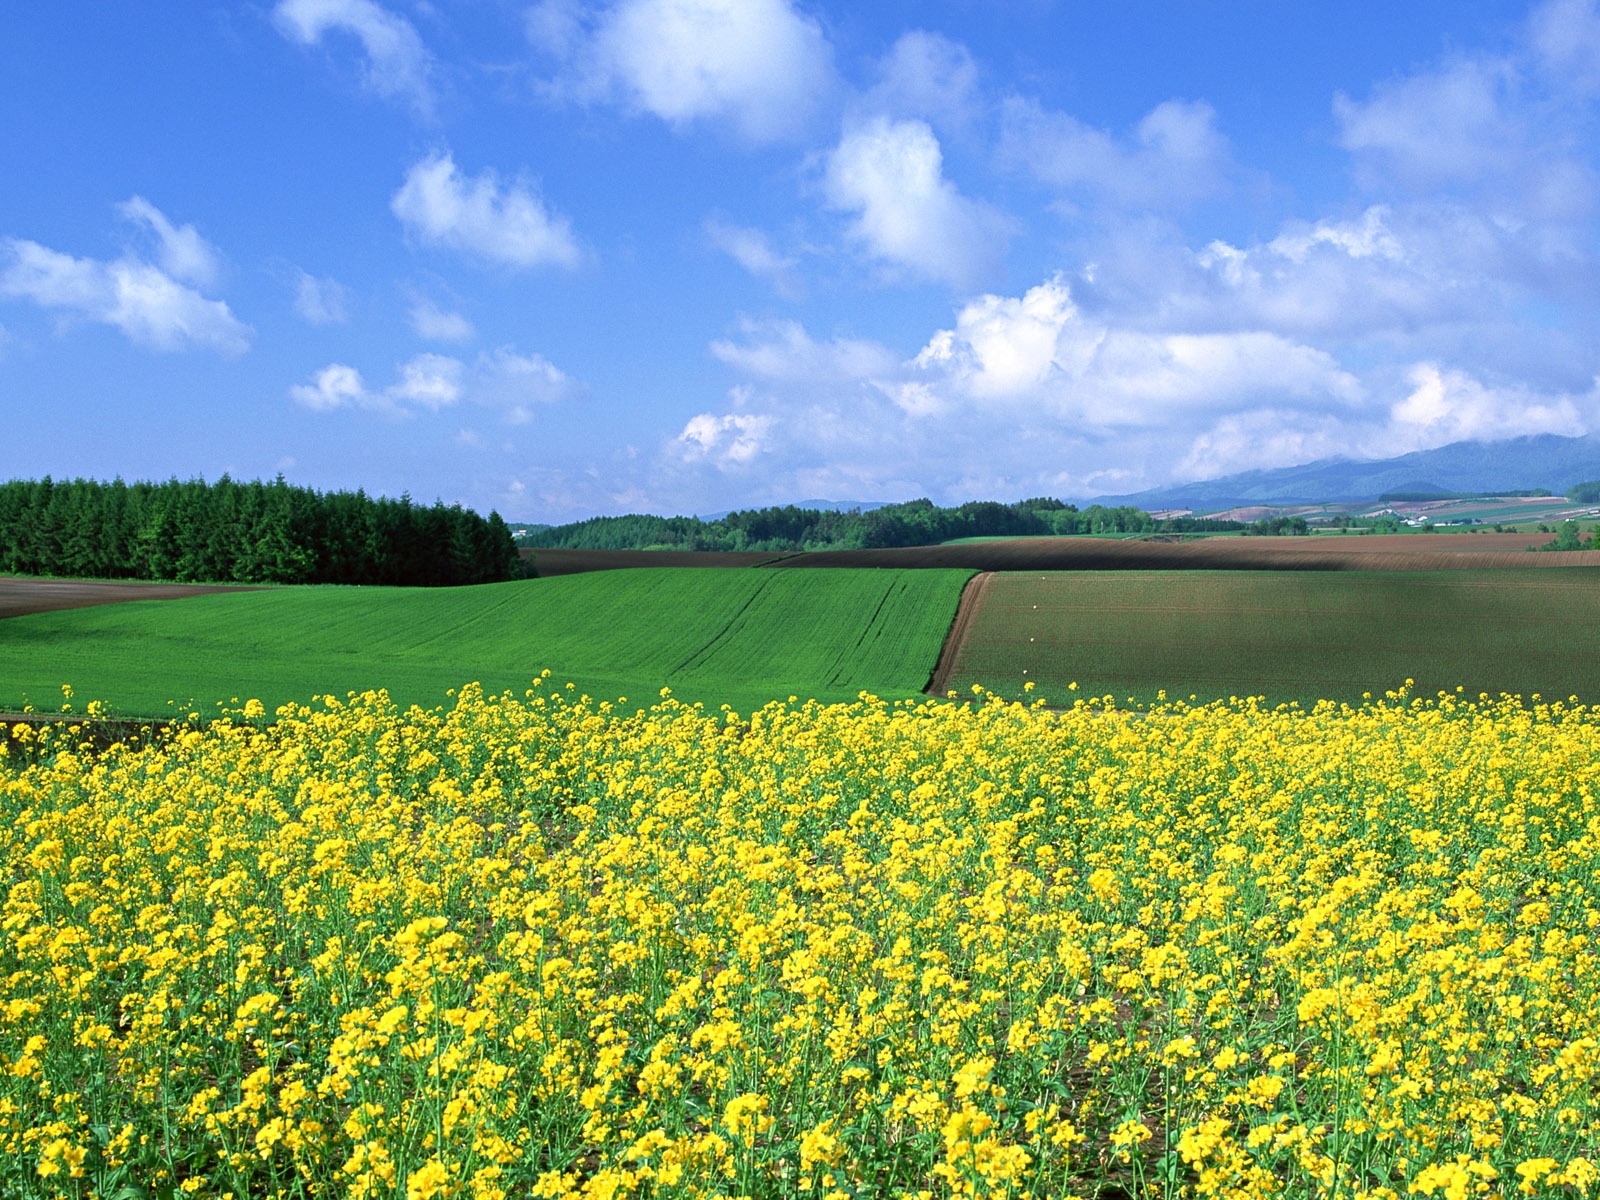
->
xmin=905 ymin=277 xmax=1363 ymax=429
xmin=665 ymin=274 xmax=1386 ymax=502
xmin=290 ymin=362 xmax=369 ymax=411
xmin=290 ymin=346 xmax=577 ymax=419
xmin=528 ymin=0 xmax=837 ymax=143
xmin=293 ymin=270 xmax=349 ymax=324
xmin=824 ymin=116 xmax=1011 ymax=288
xmin=1385 ymin=362 xmax=1586 ymax=448
xmin=998 ymin=96 xmax=1234 ymax=210
xmin=389 ymin=352 xmax=466 ymax=409
xmin=409 ymin=299 xmax=475 ymax=342
xmin=273 ymin=0 xmax=434 ymax=113
xmin=1173 ymin=365 xmax=1595 ymax=482
xmin=0 ymin=205 xmax=251 ymax=355
xmin=676 ymin=410 xmax=773 ymax=466
xmin=392 ymin=151 xmax=580 ymax=270
xmin=1174 ymin=206 xmax=1453 ymax=338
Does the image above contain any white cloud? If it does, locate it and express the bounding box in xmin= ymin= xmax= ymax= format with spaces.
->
xmin=293 ymin=270 xmax=349 ymax=324
xmin=1332 ymin=25 xmax=1599 ymax=225
xmin=1069 ymin=204 xmax=1553 ymax=346
xmin=676 ymin=410 xmax=773 ymax=466
xmin=273 ymin=0 xmax=434 ymax=113
xmin=392 ymin=151 xmax=580 ymax=270
xmin=1176 ymin=410 xmax=1354 ymax=482
xmin=390 ymin=352 xmax=465 ymax=409
xmin=529 ymin=0 xmax=838 ymax=142
xmin=998 ymin=96 xmax=1233 ymax=210
xmin=117 ymin=197 xmax=222 ymax=288
xmin=475 ymin=347 xmax=576 ymax=423
xmin=290 ymin=346 xmax=577 ymax=418
xmin=290 ymin=362 xmax=368 ymax=411
xmin=0 ymin=227 xmax=251 ymax=356
xmin=709 ymin=317 xmax=896 ymax=382
xmin=906 ymin=277 xmax=1362 ymax=428
xmin=409 ymin=299 xmax=475 ymax=342
xmin=1173 ymin=365 xmax=1596 ymax=482
xmin=1385 ymin=362 xmax=1585 ymax=448
xmin=704 ymin=217 xmax=799 ymax=294
xmin=865 ymin=30 xmax=980 ymax=135
xmin=1335 ymin=59 xmax=1522 ymax=193
xmin=663 ymin=274 xmax=1392 ymax=503
xmin=1175 ymin=206 xmax=1460 ymax=338
xmin=824 ymin=116 xmax=1011 ymax=288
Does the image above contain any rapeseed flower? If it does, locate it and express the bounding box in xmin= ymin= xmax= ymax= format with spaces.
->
xmin=1 ymin=681 xmax=1597 ymax=1195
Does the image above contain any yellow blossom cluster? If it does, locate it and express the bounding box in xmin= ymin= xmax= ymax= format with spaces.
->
xmin=3 ymin=679 xmax=1599 ymax=1198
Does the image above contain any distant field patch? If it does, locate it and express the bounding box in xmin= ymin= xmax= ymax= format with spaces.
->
xmin=943 ymin=568 xmax=1600 ymax=707
xmin=0 ymin=568 xmax=970 ymax=717
xmin=0 ymin=575 xmax=261 ymax=619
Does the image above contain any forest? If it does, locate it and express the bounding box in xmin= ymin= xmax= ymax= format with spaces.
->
xmin=520 ymin=497 xmax=1246 ymax=551
xmin=0 ymin=476 xmax=521 ymax=586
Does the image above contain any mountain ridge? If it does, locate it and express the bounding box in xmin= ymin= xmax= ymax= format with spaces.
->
xmin=1093 ymin=434 xmax=1600 ymax=511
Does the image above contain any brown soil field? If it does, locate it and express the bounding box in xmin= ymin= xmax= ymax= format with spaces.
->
xmin=934 ymin=567 xmax=1600 ymax=708
xmin=524 ymin=548 xmax=790 ymax=575
xmin=0 ymin=577 xmax=262 ymax=621
xmin=766 ymin=533 xmax=1600 ymax=572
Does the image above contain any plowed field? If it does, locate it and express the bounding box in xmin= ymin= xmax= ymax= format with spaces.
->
xmin=0 ymin=576 xmax=261 ymax=619
xmin=771 ymin=532 xmax=1597 ymax=571
xmin=939 ymin=567 xmax=1600 ymax=708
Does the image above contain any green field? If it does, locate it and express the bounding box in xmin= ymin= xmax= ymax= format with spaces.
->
xmin=0 ymin=568 xmax=971 ymax=718
xmin=946 ymin=568 xmax=1600 ymax=707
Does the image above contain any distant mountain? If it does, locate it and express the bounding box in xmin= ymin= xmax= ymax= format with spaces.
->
xmin=1096 ymin=434 xmax=1600 ymax=511
xmin=696 ymin=499 xmax=894 ymax=521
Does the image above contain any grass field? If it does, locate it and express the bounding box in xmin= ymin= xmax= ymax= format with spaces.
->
xmin=0 ymin=568 xmax=970 ymax=718
xmin=943 ymin=568 xmax=1600 ymax=707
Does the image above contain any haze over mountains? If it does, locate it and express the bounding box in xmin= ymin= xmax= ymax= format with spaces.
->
xmin=530 ymin=434 xmax=1600 ymax=525
xmin=1094 ymin=434 xmax=1600 ymax=511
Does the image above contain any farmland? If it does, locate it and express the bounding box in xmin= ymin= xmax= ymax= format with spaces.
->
xmin=531 ymin=532 xmax=1598 ymax=577
xmin=0 ymin=568 xmax=969 ymax=719
xmin=939 ymin=568 xmax=1600 ymax=707
xmin=6 ymin=538 xmax=1600 ymax=1195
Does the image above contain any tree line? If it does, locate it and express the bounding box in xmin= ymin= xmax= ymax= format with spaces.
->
xmin=0 ymin=476 xmax=521 ymax=586
xmin=521 ymin=497 xmax=1248 ymax=552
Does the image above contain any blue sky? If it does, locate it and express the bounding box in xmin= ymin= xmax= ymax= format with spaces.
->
xmin=3 ymin=1 xmax=1598 ymax=522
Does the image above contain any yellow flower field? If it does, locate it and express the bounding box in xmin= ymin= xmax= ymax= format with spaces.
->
xmin=2 ymin=679 xmax=1598 ymax=1198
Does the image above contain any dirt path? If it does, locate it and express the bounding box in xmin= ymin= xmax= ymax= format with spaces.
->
xmin=0 ymin=576 xmax=263 ymax=620
xmin=925 ymin=571 xmax=992 ymax=697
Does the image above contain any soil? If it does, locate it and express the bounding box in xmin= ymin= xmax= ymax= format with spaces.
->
xmin=925 ymin=572 xmax=992 ymax=698
xmin=0 ymin=576 xmax=263 ymax=621
xmin=763 ymin=533 xmax=1600 ymax=572
xmin=525 ymin=534 xmax=1599 ymax=576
